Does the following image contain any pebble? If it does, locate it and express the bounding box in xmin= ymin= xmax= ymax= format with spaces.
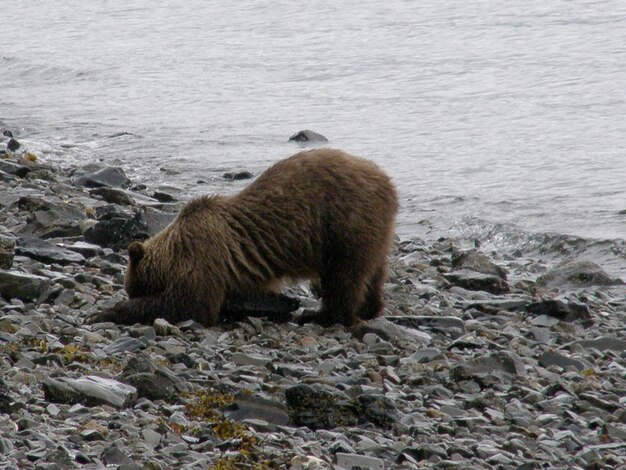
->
xmin=0 ymin=146 xmax=623 ymax=469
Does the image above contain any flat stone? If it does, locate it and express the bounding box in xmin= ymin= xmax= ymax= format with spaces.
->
xmin=443 ymin=269 xmax=510 ymax=295
xmin=450 ymin=351 xmax=526 ymax=381
xmin=537 ymin=260 xmax=624 ymax=288
xmin=575 ymin=337 xmax=626 ymax=353
xmin=335 ymin=453 xmax=384 ymax=470
xmin=353 ymin=318 xmax=431 ymax=346
xmin=42 ymin=376 xmax=137 ymax=408
xmin=16 ymin=238 xmax=85 ymax=265
xmin=538 ymin=351 xmax=590 ymax=371
xmin=231 ymin=352 xmax=271 ymax=367
xmin=0 ymin=271 xmax=51 ymax=301
xmin=387 ymin=315 xmax=465 ymax=331
xmin=89 ymin=187 xmax=136 ymax=205
xmin=223 ymin=391 xmax=289 ymax=425
xmin=61 ymin=241 xmax=103 ymax=258
xmin=408 ymin=348 xmax=444 ymax=363
xmin=101 ymin=444 xmax=132 ymax=466
xmin=103 ymin=336 xmax=147 ymax=355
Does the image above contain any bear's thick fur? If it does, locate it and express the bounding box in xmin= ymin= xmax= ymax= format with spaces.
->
xmin=90 ymin=148 xmax=398 ymax=327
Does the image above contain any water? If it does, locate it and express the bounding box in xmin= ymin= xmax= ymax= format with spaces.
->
xmin=2 ymin=1 xmax=625 ymax=278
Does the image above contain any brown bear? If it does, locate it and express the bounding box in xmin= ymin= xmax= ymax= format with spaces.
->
xmin=88 ymin=148 xmax=398 ymax=327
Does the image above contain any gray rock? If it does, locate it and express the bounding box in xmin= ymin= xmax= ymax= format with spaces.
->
xmin=335 ymin=453 xmax=384 ymax=470
xmin=103 ymin=336 xmax=147 ymax=355
xmin=231 ymin=352 xmax=271 ymax=367
xmin=575 ymin=336 xmax=626 ymax=353
xmin=443 ymin=269 xmax=510 ymax=295
xmin=0 ymin=271 xmax=51 ymax=301
xmin=223 ymin=171 xmax=253 ymax=181
xmin=0 ymin=236 xmax=15 ymax=269
xmin=89 ymin=187 xmax=136 ymax=205
xmin=62 ymin=241 xmax=103 ymax=258
xmin=223 ymin=391 xmax=289 ymax=425
xmin=42 ymin=376 xmax=137 ymax=408
xmin=101 ymin=444 xmax=132 ymax=466
xmin=288 ymin=130 xmax=329 ymax=143
xmin=72 ymin=167 xmax=131 ymax=188
xmin=0 ymin=159 xmax=29 ymax=177
xmin=84 ymin=214 xmax=149 ymax=249
xmin=16 ymin=238 xmax=85 ymax=265
xmin=451 ymin=251 xmax=508 ymax=279
xmin=450 ymin=351 xmax=526 ymax=381
xmin=121 ymin=355 xmax=187 ymax=400
xmin=537 ymin=260 xmax=624 ymax=288
xmin=408 ymin=347 xmax=444 ymax=363
xmin=353 ymin=318 xmax=431 ymax=346
xmin=538 ymin=351 xmax=590 ymax=371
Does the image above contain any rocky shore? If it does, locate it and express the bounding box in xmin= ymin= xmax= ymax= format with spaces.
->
xmin=1 ymin=134 xmax=625 ymax=469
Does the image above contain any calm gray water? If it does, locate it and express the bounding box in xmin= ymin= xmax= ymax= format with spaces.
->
xmin=2 ymin=1 xmax=625 ymax=276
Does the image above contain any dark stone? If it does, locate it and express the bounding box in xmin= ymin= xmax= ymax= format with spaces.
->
xmin=72 ymin=167 xmax=131 ymax=188
xmin=0 ymin=159 xmax=29 ymax=177
xmin=285 ymin=384 xmax=397 ymax=430
xmin=16 ymin=238 xmax=85 ymax=265
xmin=223 ymin=391 xmax=289 ymax=425
xmin=3 ymin=130 xmax=13 ymax=138
xmin=443 ymin=269 xmax=510 ymax=295
xmin=0 ymin=271 xmax=51 ymax=301
xmin=451 ymin=251 xmax=508 ymax=280
xmin=221 ymin=292 xmax=300 ymax=322
xmin=460 ymin=298 xmax=528 ymax=313
xmin=537 ymin=260 xmax=624 ymax=288
xmin=6 ymin=138 xmax=20 ymax=152
xmin=0 ymin=379 xmax=14 ymax=414
xmin=89 ymin=187 xmax=136 ymax=206
xmin=0 ymin=236 xmax=15 ymax=269
xmin=288 ymin=130 xmax=329 ymax=143
xmin=152 ymin=191 xmax=175 ymax=203
xmin=538 ymin=351 xmax=589 ymax=371
xmin=121 ymin=354 xmax=187 ymax=400
xmin=84 ymin=214 xmax=150 ymax=249
xmin=526 ymin=299 xmax=592 ymax=324
xmin=387 ymin=315 xmax=466 ymax=332
xmin=223 ymin=171 xmax=253 ymax=181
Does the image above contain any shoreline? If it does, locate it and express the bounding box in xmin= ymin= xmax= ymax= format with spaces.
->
xmin=1 ymin=143 xmax=625 ymax=468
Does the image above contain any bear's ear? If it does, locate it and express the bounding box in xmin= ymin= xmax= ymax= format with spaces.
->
xmin=128 ymin=241 xmax=145 ymax=264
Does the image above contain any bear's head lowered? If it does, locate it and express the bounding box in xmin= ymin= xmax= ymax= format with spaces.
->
xmin=124 ymin=240 xmax=166 ymax=299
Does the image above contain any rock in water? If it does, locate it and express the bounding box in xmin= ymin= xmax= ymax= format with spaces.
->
xmin=537 ymin=260 xmax=624 ymax=288
xmin=72 ymin=167 xmax=131 ymax=188
xmin=288 ymin=130 xmax=329 ymax=143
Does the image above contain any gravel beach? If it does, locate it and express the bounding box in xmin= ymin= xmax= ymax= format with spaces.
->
xmin=1 ymin=137 xmax=625 ymax=469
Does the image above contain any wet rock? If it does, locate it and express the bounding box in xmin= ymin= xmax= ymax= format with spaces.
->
xmin=0 ymin=236 xmax=15 ymax=269
xmin=223 ymin=171 xmax=253 ymax=181
xmin=353 ymin=318 xmax=431 ymax=346
xmin=0 ymin=159 xmax=29 ymax=177
xmin=443 ymin=269 xmax=510 ymax=294
xmin=152 ymin=191 xmax=176 ymax=202
xmin=89 ymin=187 xmax=136 ymax=206
xmin=72 ymin=166 xmax=131 ymax=188
xmin=451 ymin=251 xmax=508 ymax=279
xmin=15 ymin=238 xmax=85 ymax=265
xmin=6 ymin=138 xmax=20 ymax=152
xmin=84 ymin=213 xmax=149 ymax=249
xmin=537 ymin=260 xmax=624 ymax=288
xmin=42 ymin=375 xmax=137 ymax=408
xmin=0 ymin=271 xmax=51 ymax=301
xmin=526 ymin=299 xmax=592 ymax=324
xmin=538 ymin=351 xmax=589 ymax=371
xmin=288 ymin=130 xmax=329 ymax=143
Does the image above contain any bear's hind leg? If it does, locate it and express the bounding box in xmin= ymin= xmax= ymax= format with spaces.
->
xmin=357 ymin=264 xmax=386 ymax=321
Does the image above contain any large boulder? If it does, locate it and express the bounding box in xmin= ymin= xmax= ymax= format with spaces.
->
xmin=537 ymin=260 xmax=624 ymax=288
